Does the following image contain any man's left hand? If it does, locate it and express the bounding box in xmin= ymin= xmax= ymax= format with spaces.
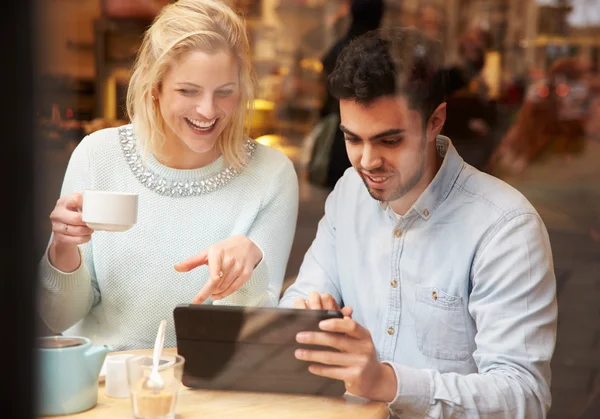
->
xmin=294 ymin=314 xmax=397 ymax=402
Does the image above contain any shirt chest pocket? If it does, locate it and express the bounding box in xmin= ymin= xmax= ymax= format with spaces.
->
xmin=414 ymin=286 xmax=472 ymax=361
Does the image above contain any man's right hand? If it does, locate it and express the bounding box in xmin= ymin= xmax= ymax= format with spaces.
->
xmin=293 ymin=292 xmax=353 ymax=317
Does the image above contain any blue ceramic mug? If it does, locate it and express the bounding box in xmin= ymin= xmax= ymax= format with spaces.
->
xmin=37 ymin=336 xmax=111 ymax=416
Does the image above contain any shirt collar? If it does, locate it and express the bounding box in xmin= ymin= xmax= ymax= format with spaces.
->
xmin=380 ymin=135 xmax=464 ymax=220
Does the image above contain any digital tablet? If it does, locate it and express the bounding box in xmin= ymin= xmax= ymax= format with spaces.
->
xmin=173 ymin=304 xmax=346 ymax=397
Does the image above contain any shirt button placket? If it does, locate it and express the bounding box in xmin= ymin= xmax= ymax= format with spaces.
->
xmin=385 ymin=224 xmax=404 ymax=359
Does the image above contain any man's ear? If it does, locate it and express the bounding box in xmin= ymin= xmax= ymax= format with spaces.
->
xmin=426 ymin=102 xmax=447 ymax=141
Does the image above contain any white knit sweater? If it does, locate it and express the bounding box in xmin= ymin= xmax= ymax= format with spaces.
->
xmin=38 ymin=125 xmax=299 ymax=350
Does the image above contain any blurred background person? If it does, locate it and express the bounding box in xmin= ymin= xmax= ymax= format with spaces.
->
xmin=442 ymin=27 xmax=498 ymax=170
xmin=487 ymin=57 xmax=589 ymax=175
xmin=416 ymin=2 xmax=443 ymax=40
xmin=309 ymin=0 xmax=384 ymax=189
xmin=444 ymin=28 xmax=492 ymax=98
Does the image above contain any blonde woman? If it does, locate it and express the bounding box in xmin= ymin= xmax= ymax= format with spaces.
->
xmin=38 ymin=0 xmax=299 ymax=350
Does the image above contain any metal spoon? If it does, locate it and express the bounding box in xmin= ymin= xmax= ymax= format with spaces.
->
xmin=142 ymin=320 xmax=167 ymax=392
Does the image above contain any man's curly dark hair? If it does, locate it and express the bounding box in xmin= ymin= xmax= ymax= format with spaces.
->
xmin=328 ymin=27 xmax=446 ymax=124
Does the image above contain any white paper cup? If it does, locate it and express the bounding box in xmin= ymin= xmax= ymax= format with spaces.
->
xmin=105 ymin=354 xmax=135 ymax=398
xmin=82 ymin=190 xmax=138 ymax=232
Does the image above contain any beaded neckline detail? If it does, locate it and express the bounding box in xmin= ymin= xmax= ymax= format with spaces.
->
xmin=118 ymin=126 xmax=256 ymax=197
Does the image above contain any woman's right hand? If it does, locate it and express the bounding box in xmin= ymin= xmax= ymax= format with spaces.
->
xmin=48 ymin=193 xmax=94 ymax=272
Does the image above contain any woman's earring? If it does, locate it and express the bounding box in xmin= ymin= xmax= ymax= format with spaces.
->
xmin=151 ymin=95 xmax=156 ymax=101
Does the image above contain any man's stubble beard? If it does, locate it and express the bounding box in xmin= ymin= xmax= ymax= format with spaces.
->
xmin=363 ymin=135 xmax=428 ymax=203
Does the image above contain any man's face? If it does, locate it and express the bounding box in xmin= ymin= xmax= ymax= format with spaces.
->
xmin=340 ymin=96 xmax=434 ymax=203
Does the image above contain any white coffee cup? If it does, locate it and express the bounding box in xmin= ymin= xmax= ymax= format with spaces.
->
xmin=82 ymin=190 xmax=138 ymax=232
xmin=105 ymin=354 xmax=135 ymax=398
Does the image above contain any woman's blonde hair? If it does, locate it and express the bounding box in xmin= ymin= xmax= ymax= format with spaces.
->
xmin=126 ymin=0 xmax=255 ymax=169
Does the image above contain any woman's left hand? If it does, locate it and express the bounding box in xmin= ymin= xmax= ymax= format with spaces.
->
xmin=174 ymin=235 xmax=263 ymax=304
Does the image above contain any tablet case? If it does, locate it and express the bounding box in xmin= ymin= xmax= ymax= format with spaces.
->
xmin=173 ymin=304 xmax=346 ymax=397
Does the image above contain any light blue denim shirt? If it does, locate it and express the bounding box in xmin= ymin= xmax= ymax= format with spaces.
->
xmin=280 ymin=136 xmax=557 ymax=418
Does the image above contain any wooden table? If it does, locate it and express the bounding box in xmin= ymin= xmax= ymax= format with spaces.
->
xmin=46 ymin=349 xmax=389 ymax=419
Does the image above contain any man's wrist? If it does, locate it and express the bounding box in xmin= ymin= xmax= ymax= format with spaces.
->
xmin=370 ymin=362 xmax=397 ymax=403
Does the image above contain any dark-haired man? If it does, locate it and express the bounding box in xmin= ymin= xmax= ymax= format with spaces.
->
xmin=281 ymin=27 xmax=557 ymax=418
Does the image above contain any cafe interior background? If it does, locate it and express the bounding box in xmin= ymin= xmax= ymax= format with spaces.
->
xmin=34 ymin=0 xmax=600 ymax=417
